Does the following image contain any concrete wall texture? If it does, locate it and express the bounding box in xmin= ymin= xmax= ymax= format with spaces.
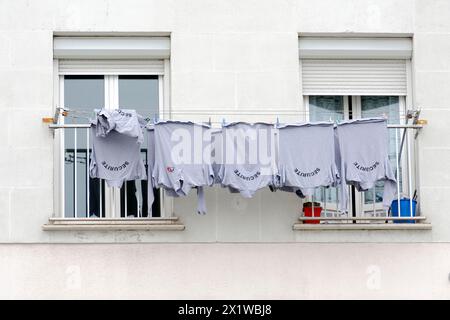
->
xmin=1 ymin=0 xmax=450 ymax=298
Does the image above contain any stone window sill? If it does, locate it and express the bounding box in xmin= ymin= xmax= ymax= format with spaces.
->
xmin=42 ymin=217 xmax=185 ymax=231
xmin=293 ymin=222 xmax=432 ymax=231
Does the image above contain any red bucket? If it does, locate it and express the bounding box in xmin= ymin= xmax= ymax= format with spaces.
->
xmin=303 ymin=202 xmax=322 ymax=224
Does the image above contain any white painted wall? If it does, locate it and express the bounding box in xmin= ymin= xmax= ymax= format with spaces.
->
xmin=0 ymin=243 xmax=449 ymax=299
xmin=0 ymin=0 xmax=450 ymax=298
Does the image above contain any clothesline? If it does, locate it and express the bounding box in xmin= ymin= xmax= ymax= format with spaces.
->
xmin=49 ymin=123 xmax=424 ymax=129
xmin=57 ymin=107 xmax=348 ymax=114
xmin=56 ymin=106 xmax=417 ymax=116
xmin=53 ymin=106 xmax=419 ymax=128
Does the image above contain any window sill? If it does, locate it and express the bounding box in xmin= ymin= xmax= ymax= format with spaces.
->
xmin=42 ymin=217 xmax=185 ymax=231
xmin=293 ymin=222 xmax=432 ymax=231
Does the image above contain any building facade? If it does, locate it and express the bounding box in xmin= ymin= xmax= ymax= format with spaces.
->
xmin=0 ymin=0 xmax=449 ymax=299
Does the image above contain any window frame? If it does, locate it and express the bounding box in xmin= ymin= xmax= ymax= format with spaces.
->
xmin=52 ymin=58 xmax=172 ymax=219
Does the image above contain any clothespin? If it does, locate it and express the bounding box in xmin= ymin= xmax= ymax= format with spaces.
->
xmin=59 ymin=107 xmax=69 ymax=117
xmin=208 ymin=117 xmax=212 ymax=127
xmin=221 ymin=118 xmax=226 ymax=127
xmin=276 ymin=117 xmax=280 ymax=128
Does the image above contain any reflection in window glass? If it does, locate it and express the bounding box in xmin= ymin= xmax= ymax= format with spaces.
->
xmin=119 ymin=75 xmax=159 ymax=119
xmin=309 ymin=96 xmax=344 ymax=122
xmin=64 ymin=76 xmax=104 ymax=218
xmin=64 ymin=76 xmax=104 ymax=124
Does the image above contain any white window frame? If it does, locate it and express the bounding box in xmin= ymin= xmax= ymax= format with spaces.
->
xmin=52 ymin=58 xmax=172 ymax=219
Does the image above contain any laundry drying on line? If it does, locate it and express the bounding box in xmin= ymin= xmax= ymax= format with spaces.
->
xmin=89 ymin=109 xmax=147 ymax=188
xmin=274 ymin=122 xmax=340 ymax=198
xmin=86 ymin=108 xmax=397 ymax=214
xmin=217 ymin=122 xmax=278 ymax=198
xmin=151 ymin=120 xmax=215 ymax=214
xmin=335 ymin=118 xmax=397 ymax=211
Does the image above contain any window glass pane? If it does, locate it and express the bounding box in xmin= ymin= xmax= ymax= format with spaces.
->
xmin=119 ymin=75 xmax=159 ymax=119
xmin=308 ymin=96 xmax=344 ymax=208
xmin=361 ymin=96 xmax=400 ymax=124
xmin=119 ymin=75 xmax=160 ymax=217
xmin=361 ymin=96 xmax=401 ymax=205
xmin=64 ymin=76 xmax=104 ymax=218
xmin=309 ymin=96 xmax=344 ymax=122
xmin=64 ymin=75 xmax=104 ymax=124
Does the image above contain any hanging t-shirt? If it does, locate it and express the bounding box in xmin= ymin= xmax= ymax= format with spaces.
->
xmin=153 ymin=120 xmax=214 ymax=214
xmin=89 ymin=129 xmax=147 ymax=188
xmin=89 ymin=109 xmax=147 ymax=188
xmin=335 ymin=117 xmax=397 ymax=212
xmin=276 ymin=122 xmax=340 ymax=197
xmin=218 ymin=122 xmax=277 ymax=198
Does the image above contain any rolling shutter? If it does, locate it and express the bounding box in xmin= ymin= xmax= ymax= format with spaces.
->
xmin=299 ymin=37 xmax=411 ymax=96
xmin=301 ymin=59 xmax=407 ymax=96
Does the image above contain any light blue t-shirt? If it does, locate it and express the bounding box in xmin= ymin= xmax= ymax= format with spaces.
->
xmin=89 ymin=109 xmax=147 ymax=188
xmin=218 ymin=122 xmax=277 ymax=198
xmin=152 ymin=121 xmax=214 ymax=214
xmin=276 ymin=122 xmax=340 ymax=197
xmin=335 ymin=117 xmax=396 ymax=212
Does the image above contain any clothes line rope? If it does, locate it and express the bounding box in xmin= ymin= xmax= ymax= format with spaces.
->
xmin=56 ymin=106 xmax=419 ymax=116
xmin=48 ymin=123 xmax=425 ymax=129
xmin=50 ymin=107 xmax=425 ymax=130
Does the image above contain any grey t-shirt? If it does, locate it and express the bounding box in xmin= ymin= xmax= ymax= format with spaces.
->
xmin=218 ymin=122 xmax=277 ymax=198
xmin=89 ymin=128 xmax=147 ymax=188
xmin=89 ymin=109 xmax=147 ymax=188
xmin=276 ymin=122 xmax=339 ymax=196
xmin=336 ymin=117 xmax=397 ymax=211
xmin=153 ymin=121 xmax=214 ymax=214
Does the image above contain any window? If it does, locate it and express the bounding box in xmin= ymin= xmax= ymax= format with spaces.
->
xmin=60 ymin=74 xmax=161 ymax=219
xmin=305 ymin=95 xmax=406 ymax=220
xmin=298 ymin=37 xmax=426 ymax=226
xmin=48 ymin=36 xmax=176 ymax=227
